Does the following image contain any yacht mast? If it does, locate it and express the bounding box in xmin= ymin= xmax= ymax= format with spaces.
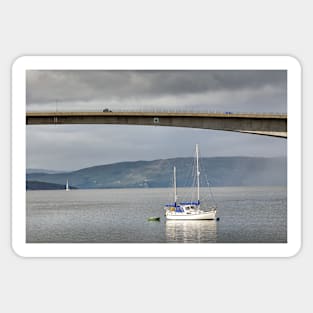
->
xmin=173 ymin=166 xmax=177 ymax=206
xmin=196 ymin=144 xmax=200 ymax=204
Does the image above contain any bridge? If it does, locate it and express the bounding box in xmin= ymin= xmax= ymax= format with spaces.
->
xmin=26 ymin=111 xmax=287 ymax=138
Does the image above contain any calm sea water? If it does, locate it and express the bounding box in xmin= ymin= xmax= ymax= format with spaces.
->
xmin=26 ymin=186 xmax=287 ymax=243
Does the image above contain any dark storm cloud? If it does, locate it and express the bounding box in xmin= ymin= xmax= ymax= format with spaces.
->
xmin=26 ymin=70 xmax=287 ymax=113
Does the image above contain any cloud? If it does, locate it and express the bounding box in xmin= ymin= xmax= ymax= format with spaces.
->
xmin=26 ymin=70 xmax=287 ymax=170
xmin=27 ymin=124 xmax=287 ymax=171
xmin=26 ymin=70 xmax=287 ymax=113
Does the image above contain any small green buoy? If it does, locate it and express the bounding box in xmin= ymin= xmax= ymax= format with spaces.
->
xmin=147 ymin=217 xmax=160 ymax=222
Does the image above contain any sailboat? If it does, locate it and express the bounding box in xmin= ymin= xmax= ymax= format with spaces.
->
xmin=164 ymin=144 xmax=217 ymax=220
xmin=65 ymin=179 xmax=69 ymax=191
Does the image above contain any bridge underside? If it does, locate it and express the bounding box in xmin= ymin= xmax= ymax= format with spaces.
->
xmin=26 ymin=112 xmax=287 ymax=138
xmin=238 ymin=131 xmax=287 ymax=138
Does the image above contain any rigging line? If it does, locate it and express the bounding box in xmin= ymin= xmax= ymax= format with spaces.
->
xmin=204 ymin=172 xmax=218 ymax=207
xmin=198 ymin=146 xmax=217 ymax=207
xmin=190 ymin=154 xmax=195 ymax=196
xmin=182 ymin=157 xmax=194 ymax=188
xmin=185 ymin=154 xmax=197 ymax=202
xmin=191 ymin=151 xmax=197 ymax=202
xmin=167 ymin=160 xmax=175 ymax=203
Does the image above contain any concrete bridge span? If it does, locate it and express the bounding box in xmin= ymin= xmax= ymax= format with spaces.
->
xmin=26 ymin=111 xmax=287 ymax=138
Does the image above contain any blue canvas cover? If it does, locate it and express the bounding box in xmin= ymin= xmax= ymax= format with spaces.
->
xmin=175 ymin=207 xmax=184 ymax=213
xmin=180 ymin=201 xmax=200 ymax=205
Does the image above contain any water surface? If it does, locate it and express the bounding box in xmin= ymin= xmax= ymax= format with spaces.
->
xmin=26 ymin=186 xmax=287 ymax=243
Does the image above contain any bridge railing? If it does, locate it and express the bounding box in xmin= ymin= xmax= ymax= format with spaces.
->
xmin=26 ymin=107 xmax=287 ymax=116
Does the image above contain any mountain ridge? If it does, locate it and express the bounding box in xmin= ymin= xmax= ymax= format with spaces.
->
xmin=27 ymin=156 xmax=287 ymax=189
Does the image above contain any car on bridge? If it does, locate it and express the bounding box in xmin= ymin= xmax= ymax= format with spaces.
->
xmin=103 ymin=108 xmax=112 ymax=112
xmin=224 ymin=111 xmax=233 ymax=114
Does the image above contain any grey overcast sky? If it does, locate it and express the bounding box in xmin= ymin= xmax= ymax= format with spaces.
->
xmin=26 ymin=70 xmax=287 ymax=171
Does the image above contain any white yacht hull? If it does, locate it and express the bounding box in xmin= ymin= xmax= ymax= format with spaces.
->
xmin=164 ymin=145 xmax=218 ymax=221
xmin=166 ymin=211 xmax=216 ymax=220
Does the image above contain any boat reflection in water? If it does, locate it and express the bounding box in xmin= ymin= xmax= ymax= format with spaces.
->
xmin=165 ymin=220 xmax=217 ymax=243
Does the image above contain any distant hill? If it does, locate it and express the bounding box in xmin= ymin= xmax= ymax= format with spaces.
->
xmin=26 ymin=181 xmax=78 ymax=190
xmin=26 ymin=156 xmax=287 ymax=189
xmin=26 ymin=169 xmax=66 ymax=174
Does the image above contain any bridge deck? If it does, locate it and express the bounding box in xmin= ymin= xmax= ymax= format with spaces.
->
xmin=26 ymin=111 xmax=287 ymax=119
xmin=26 ymin=111 xmax=287 ymax=138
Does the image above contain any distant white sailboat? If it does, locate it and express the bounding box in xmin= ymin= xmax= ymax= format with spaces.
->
xmin=65 ymin=179 xmax=69 ymax=191
xmin=164 ymin=144 xmax=217 ymax=220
